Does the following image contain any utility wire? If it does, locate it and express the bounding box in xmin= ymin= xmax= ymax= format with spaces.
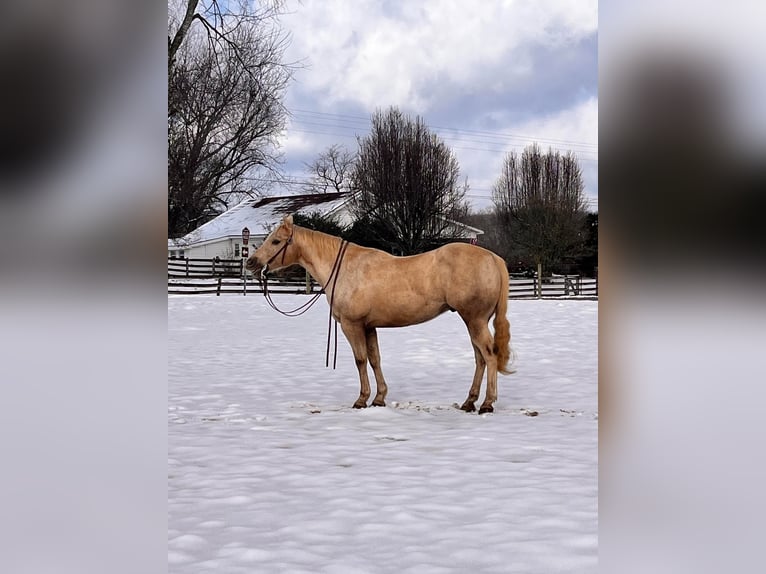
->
xmin=290 ymin=108 xmax=599 ymax=150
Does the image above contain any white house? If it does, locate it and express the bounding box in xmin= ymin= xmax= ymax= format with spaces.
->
xmin=168 ymin=192 xmax=483 ymax=260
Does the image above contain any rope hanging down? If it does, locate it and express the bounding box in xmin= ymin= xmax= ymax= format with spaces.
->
xmin=260 ymin=239 xmax=350 ymax=369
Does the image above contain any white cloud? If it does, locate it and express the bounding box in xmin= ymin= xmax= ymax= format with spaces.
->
xmin=284 ymin=0 xmax=597 ymax=112
xmin=502 ymin=96 xmax=598 ymax=154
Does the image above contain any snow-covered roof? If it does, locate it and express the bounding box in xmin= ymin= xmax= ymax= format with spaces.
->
xmin=173 ymin=192 xmax=353 ymax=247
xmin=170 ymin=191 xmax=485 ymax=248
xmin=443 ymin=218 xmax=484 ymax=237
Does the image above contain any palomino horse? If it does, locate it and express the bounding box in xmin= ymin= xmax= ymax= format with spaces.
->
xmin=246 ymin=215 xmax=512 ymax=414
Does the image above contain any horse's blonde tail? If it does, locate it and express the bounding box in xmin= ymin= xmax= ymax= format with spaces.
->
xmin=493 ymin=258 xmax=513 ymax=375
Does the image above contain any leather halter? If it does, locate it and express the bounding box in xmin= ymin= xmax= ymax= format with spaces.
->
xmin=261 ymin=229 xmax=294 ymax=277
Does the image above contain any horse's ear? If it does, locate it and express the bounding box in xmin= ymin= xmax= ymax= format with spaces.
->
xmin=283 ymin=214 xmax=294 ymax=230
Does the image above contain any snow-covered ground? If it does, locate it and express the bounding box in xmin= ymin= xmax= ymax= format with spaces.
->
xmin=169 ymin=295 xmax=598 ymax=573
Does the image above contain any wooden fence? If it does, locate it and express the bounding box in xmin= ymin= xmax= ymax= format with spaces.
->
xmin=168 ymin=257 xmax=244 ymax=278
xmin=168 ymin=258 xmax=597 ymax=298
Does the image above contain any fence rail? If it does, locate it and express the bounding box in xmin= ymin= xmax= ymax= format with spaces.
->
xmin=168 ymin=259 xmax=597 ymax=298
xmin=168 ymin=276 xmax=321 ymax=296
xmin=168 ymin=257 xmax=244 ymax=277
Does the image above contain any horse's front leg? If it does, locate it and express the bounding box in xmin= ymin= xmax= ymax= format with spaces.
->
xmin=340 ymin=320 xmax=371 ymax=408
xmin=365 ymin=327 xmax=388 ymax=407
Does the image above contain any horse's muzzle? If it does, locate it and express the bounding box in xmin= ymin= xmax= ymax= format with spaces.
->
xmin=244 ymin=257 xmax=260 ymax=272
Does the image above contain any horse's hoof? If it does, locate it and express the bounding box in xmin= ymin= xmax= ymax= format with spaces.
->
xmin=352 ymin=401 xmax=368 ymax=409
xmin=371 ymin=400 xmax=386 ymax=407
xmin=460 ymin=402 xmax=476 ymax=413
xmin=478 ymin=405 xmax=494 ymax=414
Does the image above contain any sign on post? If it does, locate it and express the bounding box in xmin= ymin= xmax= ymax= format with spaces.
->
xmin=241 ymin=227 xmax=251 ymax=296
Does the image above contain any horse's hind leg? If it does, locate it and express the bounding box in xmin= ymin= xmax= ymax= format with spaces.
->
xmin=366 ymin=328 xmax=388 ymax=407
xmin=465 ymin=319 xmax=499 ymax=414
xmin=340 ymin=320 xmax=372 ymax=408
xmin=460 ymin=343 xmax=486 ymax=412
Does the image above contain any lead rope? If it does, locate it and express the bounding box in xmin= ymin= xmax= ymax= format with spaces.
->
xmin=325 ymin=240 xmax=349 ymax=369
xmin=261 ymin=238 xmax=349 ymax=368
xmin=262 ymin=279 xmax=324 ymax=317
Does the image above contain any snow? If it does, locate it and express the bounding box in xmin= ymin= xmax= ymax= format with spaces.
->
xmin=169 ymin=295 xmax=598 ymax=573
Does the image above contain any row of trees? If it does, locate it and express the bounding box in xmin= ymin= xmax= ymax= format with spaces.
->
xmin=167 ymin=3 xmax=595 ymax=275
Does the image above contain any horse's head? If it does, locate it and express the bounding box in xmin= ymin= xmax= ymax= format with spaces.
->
xmin=245 ymin=215 xmax=298 ymax=276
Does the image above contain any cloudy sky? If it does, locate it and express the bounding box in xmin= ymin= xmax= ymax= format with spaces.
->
xmin=276 ymin=0 xmax=598 ymax=212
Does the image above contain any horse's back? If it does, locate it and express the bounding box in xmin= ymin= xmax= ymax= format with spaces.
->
xmin=432 ymin=242 xmax=504 ymax=277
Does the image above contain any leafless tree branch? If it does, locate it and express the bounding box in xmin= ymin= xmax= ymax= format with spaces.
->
xmin=168 ymin=20 xmax=291 ymax=238
xmin=303 ymin=144 xmax=356 ymax=194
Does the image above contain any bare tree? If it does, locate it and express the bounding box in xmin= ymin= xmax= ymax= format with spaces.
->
xmin=168 ymin=1 xmax=288 ymax=75
xmin=168 ymin=23 xmax=290 ymax=237
xmin=303 ymin=144 xmax=356 ymax=194
xmin=350 ymin=108 xmax=469 ymax=255
xmin=492 ymin=143 xmax=587 ymax=282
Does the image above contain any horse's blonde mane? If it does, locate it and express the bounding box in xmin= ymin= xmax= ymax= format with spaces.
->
xmin=295 ymin=225 xmax=343 ymax=258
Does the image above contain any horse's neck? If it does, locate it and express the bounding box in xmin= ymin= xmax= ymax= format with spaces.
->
xmin=296 ymin=228 xmax=344 ymax=287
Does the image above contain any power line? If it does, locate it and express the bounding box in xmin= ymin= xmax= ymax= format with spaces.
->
xmin=288 ymin=119 xmax=600 ymax=156
xmin=287 ymin=127 xmax=599 ymax=162
xmin=291 ymin=108 xmax=599 ymax=151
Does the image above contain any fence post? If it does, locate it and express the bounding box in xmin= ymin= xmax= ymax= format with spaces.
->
xmin=595 ymin=267 xmax=598 ymax=296
xmin=185 ymin=258 xmax=189 ymax=278
xmin=216 ymin=276 xmax=222 ymax=296
xmin=305 ymin=270 xmax=311 ymax=294
xmin=537 ymin=262 xmax=542 ymax=298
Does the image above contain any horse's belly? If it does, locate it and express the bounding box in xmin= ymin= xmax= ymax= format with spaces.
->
xmin=366 ymin=301 xmax=448 ymax=328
